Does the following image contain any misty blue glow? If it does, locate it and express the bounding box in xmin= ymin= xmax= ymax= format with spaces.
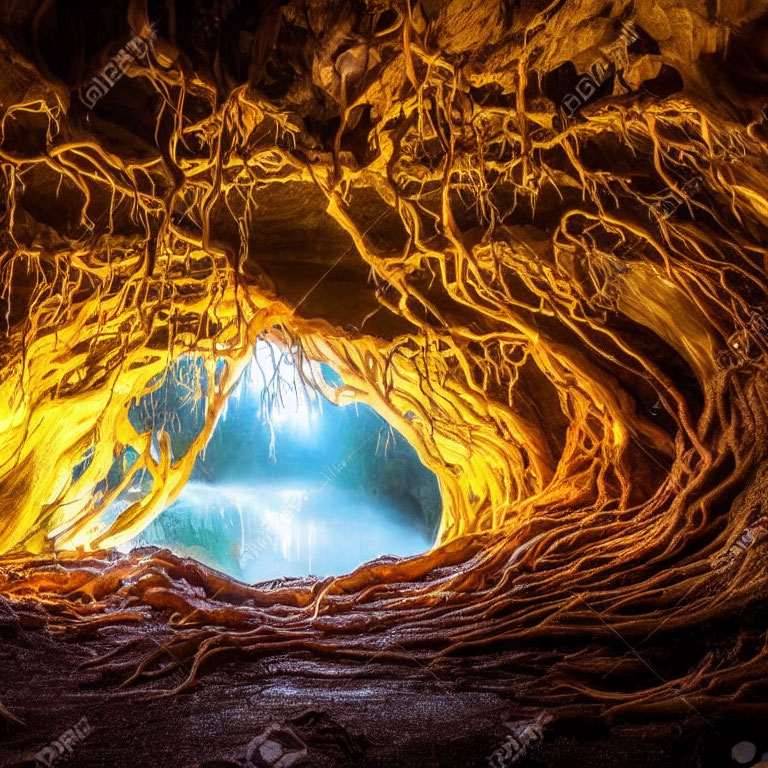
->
xmin=116 ymin=341 xmax=441 ymax=583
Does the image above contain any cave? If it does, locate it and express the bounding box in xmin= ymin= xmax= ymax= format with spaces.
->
xmin=1 ymin=0 xmax=768 ymax=766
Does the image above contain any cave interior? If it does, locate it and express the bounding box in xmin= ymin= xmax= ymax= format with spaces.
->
xmin=1 ymin=0 xmax=768 ymax=766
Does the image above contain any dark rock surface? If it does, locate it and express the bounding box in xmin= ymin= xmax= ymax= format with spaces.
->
xmin=0 ymin=614 xmax=756 ymax=768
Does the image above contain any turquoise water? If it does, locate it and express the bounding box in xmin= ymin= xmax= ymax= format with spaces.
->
xmin=113 ymin=342 xmax=441 ymax=582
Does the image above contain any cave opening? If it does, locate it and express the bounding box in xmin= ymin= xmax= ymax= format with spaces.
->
xmin=110 ymin=339 xmax=441 ymax=582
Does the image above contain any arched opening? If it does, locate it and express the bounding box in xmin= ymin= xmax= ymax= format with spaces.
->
xmin=106 ymin=340 xmax=441 ymax=582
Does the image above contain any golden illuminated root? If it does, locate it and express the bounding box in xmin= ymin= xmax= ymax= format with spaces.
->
xmin=1 ymin=0 xmax=768 ymax=722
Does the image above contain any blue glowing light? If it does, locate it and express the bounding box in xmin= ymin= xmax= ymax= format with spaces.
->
xmin=117 ymin=341 xmax=441 ymax=583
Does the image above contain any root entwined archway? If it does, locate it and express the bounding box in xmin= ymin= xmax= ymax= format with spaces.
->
xmin=1 ymin=0 xmax=768 ymax=729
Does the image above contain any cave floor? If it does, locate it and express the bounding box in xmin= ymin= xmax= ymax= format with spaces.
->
xmin=0 ymin=614 xmax=747 ymax=768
